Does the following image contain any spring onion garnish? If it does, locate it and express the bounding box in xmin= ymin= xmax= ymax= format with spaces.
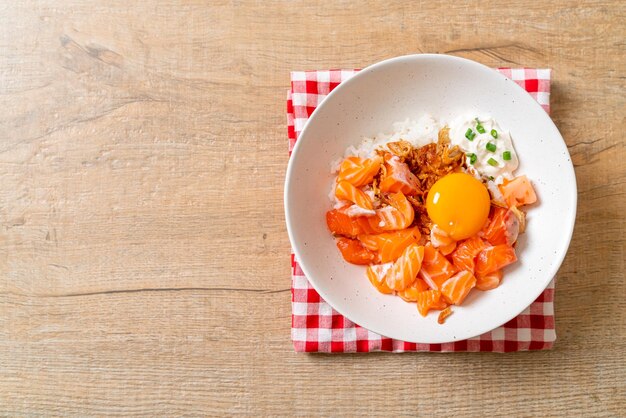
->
xmin=475 ymin=118 xmax=486 ymax=134
xmin=503 ymin=151 xmax=512 ymax=161
xmin=488 ymin=176 xmax=495 ymax=181
xmin=487 ymin=157 xmax=498 ymax=166
xmin=486 ymin=142 xmax=497 ymax=152
xmin=468 ymin=153 xmax=477 ymax=164
xmin=491 ymin=129 xmax=498 ymax=138
xmin=465 ymin=128 xmax=476 ymax=141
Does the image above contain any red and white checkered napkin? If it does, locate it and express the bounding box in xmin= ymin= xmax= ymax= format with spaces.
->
xmin=287 ymin=68 xmax=555 ymax=353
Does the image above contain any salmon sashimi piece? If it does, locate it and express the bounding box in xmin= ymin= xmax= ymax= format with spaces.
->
xmin=326 ymin=207 xmax=366 ymax=237
xmin=335 ymin=181 xmax=374 ymax=211
xmin=327 ymin=192 xmax=415 ymax=237
xmin=335 ymin=237 xmax=378 ymax=265
xmin=440 ymin=270 xmax=477 ymax=305
xmin=476 ymin=270 xmax=503 ymax=291
xmin=397 ymin=278 xmax=429 ymax=302
xmin=337 ymin=155 xmax=383 ymax=187
xmin=437 ymin=307 xmax=453 ymax=324
xmin=499 ymin=175 xmax=537 ymax=207
xmin=482 ymin=207 xmax=520 ymax=246
xmin=358 ymin=226 xmax=421 ymax=263
xmin=451 ymin=235 xmax=489 ymax=273
xmin=475 ymin=245 xmax=517 ymax=276
xmin=364 ymin=191 xmax=415 ymax=233
xmin=430 ymin=224 xmax=455 ymax=246
xmin=358 ymin=192 xmax=415 ymax=234
xmin=418 ymin=244 xmax=458 ymax=290
xmin=482 ymin=207 xmax=503 ymax=245
xmin=430 ymin=225 xmax=456 ymax=255
xmin=326 ymin=206 xmax=379 ymax=237
xmin=379 ymin=155 xmax=420 ymax=195
xmin=416 ymin=289 xmax=443 ymax=317
xmin=439 ymin=241 xmax=457 ymax=256
xmin=384 ymin=244 xmax=425 ymax=291
xmin=366 ymin=263 xmax=394 ymax=294
xmin=430 ymin=296 xmax=449 ymax=311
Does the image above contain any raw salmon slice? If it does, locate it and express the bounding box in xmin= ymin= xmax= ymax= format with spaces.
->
xmin=418 ymin=244 xmax=458 ymax=290
xmin=397 ymin=278 xmax=429 ymax=302
xmin=337 ymin=155 xmax=383 ymax=187
xmin=358 ymin=226 xmax=421 ymax=263
xmin=327 ymin=192 xmax=414 ymax=237
xmin=430 ymin=224 xmax=456 ymax=255
xmin=335 ymin=181 xmax=374 ymax=211
xmin=499 ymin=175 xmax=537 ymax=207
xmin=366 ymin=264 xmax=394 ymax=294
xmin=482 ymin=207 xmax=519 ymax=246
xmin=431 ymin=297 xmax=449 ymax=311
xmin=475 ymin=245 xmax=517 ymax=276
xmin=326 ymin=206 xmax=368 ymax=237
xmin=476 ymin=270 xmax=503 ymax=291
xmin=384 ymin=244 xmax=425 ymax=291
xmin=345 ymin=191 xmax=415 ymax=235
xmin=416 ymin=289 xmax=443 ymax=317
xmin=335 ymin=237 xmax=378 ymax=265
xmin=363 ymin=191 xmax=415 ymax=233
xmin=437 ymin=307 xmax=453 ymax=324
xmin=326 ymin=205 xmax=382 ymax=237
xmin=451 ymin=235 xmax=488 ymax=273
xmin=379 ymin=154 xmax=420 ymax=195
xmin=430 ymin=224 xmax=454 ymax=247
xmin=439 ymin=241 xmax=457 ymax=256
xmin=440 ymin=270 xmax=477 ymax=305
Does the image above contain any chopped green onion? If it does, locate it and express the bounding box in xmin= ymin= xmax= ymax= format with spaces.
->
xmin=487 ymin=157 xmax=498 ymax=167
xmin=465 ymin=128 xmax=476 ymax=141
xmin=491 ymin=129 xmax=498 ymax=138
xmin=488 ymin=176 xmax=495 ymax=181
xmin=486 ymin=142 xmax=497 ymax=152
xmin=475 ymin=118 xmax=486 ymax=134
xmin=503 ymin=151 xmax=512 ymax=161
xmin=467 ymin=153 xmax=477 ymax=164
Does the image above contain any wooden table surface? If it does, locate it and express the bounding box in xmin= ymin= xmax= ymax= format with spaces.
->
xmin=1 ymin=1 xmax=624 ymax=415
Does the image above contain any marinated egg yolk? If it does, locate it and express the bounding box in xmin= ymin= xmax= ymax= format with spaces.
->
xmin=426 ymin=172 xmax=491 ymax=241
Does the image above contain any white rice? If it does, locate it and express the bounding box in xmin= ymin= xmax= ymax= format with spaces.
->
xmin=330 ymin=114 xmax=442 ymax=173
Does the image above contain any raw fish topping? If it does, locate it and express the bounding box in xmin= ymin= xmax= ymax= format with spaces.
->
xmin=327 ymin=117 xmax=537 ymax=324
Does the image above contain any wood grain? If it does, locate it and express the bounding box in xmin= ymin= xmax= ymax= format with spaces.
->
xmin=0 ymin=0 xmax=624 ymax=415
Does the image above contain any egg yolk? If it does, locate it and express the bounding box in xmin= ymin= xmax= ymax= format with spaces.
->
xmin=426 ymin=173 xmax=491 ymax=241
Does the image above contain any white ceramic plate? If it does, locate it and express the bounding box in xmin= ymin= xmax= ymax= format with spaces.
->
xmin=284 ymin=54 xmax=576 ymax=343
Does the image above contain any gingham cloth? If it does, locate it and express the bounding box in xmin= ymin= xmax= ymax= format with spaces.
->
xmin=287 ymin=67 xmax=555 ymax=353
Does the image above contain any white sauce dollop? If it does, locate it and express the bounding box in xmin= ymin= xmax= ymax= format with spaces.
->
xmin=449 ymin=116 xmax=519 ymax=178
